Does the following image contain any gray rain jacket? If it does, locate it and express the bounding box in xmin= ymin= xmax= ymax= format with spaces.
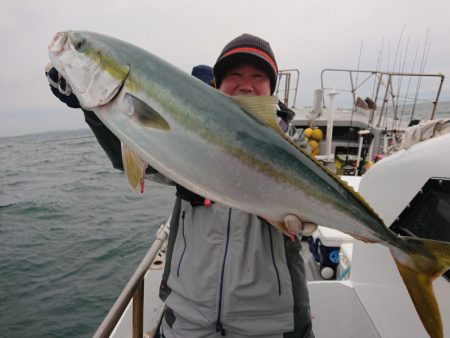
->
xmin=159 ymin=199 xmax=314 ymax=338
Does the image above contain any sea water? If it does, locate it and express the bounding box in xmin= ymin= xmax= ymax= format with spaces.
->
xmin=0 ymin=129 xmax=175 ymax=337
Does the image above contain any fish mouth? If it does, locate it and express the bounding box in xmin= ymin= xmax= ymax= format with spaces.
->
xmin=48 ymin=32 xmax=68 ymax=54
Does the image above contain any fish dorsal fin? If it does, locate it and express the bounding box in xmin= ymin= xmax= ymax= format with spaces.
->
xmin=232 ymin=95 xmax=283 ymax=134
xmin=127 ymin=93 xmax=170 ymax=130
xmin=121 ymin=142 xmax=148 ymax=193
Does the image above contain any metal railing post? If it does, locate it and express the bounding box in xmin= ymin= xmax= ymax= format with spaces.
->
xmin=431 ymin=75 xmax=445 ymax=120
xmin=133 ymin=279 xmax=144 ymax=338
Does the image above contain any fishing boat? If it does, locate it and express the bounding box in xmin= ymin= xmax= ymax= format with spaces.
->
xmin=278 ymin=68 xmax=449 ymax=280
xmin=277 ymin=68 xmax=446 ymax=175
xmin=92 ymin=69 xmax=450 ymax=338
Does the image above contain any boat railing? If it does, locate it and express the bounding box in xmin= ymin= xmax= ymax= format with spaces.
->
xmin=320 ymin=68 xmax=445 ymax=127
xmin=275 ymin=69 xmax=300 ymax=108
xmin=93 ymin=220 xmax=170 ymax=338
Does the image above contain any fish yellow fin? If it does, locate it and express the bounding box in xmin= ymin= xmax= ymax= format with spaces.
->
xmin=127 ymin=93 xmax=170 ymax=130
xmin=232 ymin=96 xmax=283 ymax=134
xmin=394 ymin=261 xmax=442 ymax=338
xmin=391 ymin=237 xmax=450 ymax=338
xmin=121 ymin=143 xmax=148 ymax=193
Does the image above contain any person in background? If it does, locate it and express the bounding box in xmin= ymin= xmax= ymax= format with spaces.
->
xmin=46 ymin=33 xmax=314 ymax=338
xmin=191 ymin=64 xmax=216 ymax=87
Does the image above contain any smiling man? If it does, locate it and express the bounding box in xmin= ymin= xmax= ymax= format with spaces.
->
xmin=219 ymin=63 xmax=271 ymax=96
xmin=158 ymin=34 xmax=314 ymax=338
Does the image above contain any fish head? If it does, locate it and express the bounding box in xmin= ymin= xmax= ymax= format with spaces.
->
xmin=48 ymin=31 xmax=130 ymax=109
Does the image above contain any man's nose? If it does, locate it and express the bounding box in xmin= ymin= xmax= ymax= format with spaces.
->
xmin=236 ymin=83 xmax=254 ymax=94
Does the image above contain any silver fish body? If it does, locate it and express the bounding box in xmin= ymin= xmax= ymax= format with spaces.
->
xmin=49 ymin=31 xmax=391 ymax=243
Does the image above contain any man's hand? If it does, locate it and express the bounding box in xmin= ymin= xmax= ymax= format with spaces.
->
xmin=284 ymin=214 xmax=318 ymax=237
xmin=45 ymin=62 xmax=81 ymax=108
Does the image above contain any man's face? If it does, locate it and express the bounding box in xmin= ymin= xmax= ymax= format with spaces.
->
xmin=219 ymin=64 xmax=271 ymax=97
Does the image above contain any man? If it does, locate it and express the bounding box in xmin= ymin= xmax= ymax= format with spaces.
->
xmin=47 ymin=33 xmax=314 ymax=338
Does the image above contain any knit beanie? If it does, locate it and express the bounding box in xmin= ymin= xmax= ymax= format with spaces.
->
xmin=213 ymin=34 xmax=278 ymax=94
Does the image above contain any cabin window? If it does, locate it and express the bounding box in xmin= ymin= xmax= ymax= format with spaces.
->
xmin=390 ymin=178 xmax=450 ymax=282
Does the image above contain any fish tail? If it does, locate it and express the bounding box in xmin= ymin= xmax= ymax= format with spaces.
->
xmin=390 ymin=237 xmax=450 ymax=338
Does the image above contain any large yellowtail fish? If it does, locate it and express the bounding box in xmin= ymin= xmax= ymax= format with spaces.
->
xmin=48 ymin=31 xmax=450 ymax=338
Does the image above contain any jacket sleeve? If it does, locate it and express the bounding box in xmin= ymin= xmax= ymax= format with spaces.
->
xmin=287 ymin=124 xmax=308 ymax=149
xmin=83 ymin=109 xmax=174 ymax=185
xmin=276 ymin=102 xmax=308 ymax=149
xmin=83 ymin=109 xmax=124 ymax=170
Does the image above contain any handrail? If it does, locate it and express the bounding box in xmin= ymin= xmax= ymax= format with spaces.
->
xmin=319 ymin=69 xmax=445 ymax=125
xmin=275 ymin=69 xmax=300 ymax=107
xmin=93 ymin=221 xmax=169 ymax=338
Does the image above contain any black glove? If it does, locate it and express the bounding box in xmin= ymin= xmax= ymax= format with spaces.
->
xmin=45 ymin=64 xmax=125 ymax=170
xmin=45 ymin=63 xmax=81 ymax=108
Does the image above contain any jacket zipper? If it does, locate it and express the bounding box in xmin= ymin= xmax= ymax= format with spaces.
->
xmin=268 ymin=226 xmax=282 ymax=295
xmin=176 ymin=211 xmax=187 ymax=277
xmin=216 ymin=208 xmax=232 ymax=336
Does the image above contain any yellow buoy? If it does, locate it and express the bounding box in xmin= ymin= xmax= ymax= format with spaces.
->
xmin=311 ymin=128 xmax=323 ymax=142
xmin=309 ymin=140 xmax=319 ymax=151
xmin=304 ymin=128 xmax=313 ymax=138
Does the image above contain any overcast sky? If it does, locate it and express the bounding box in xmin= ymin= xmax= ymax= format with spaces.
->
xmin=1 ymin=0 xmax=449 ymax=137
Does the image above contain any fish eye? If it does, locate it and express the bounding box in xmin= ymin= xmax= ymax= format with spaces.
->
xmin=75 ymin=38 xmax=86 ymax=50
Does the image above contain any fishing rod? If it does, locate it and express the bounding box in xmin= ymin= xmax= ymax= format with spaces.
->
xmin=390 ymin=25 xmax=405 ymax=123
xmin=398 ymin=44 xmax=420 ymax=127
xmin=369 ymin=37 xmax=384 ymax=128
xmin=395 ymin=38 xmax=410 ymax=129
xmin=411 ymin=29 xmax=430 ymax=120
xmin=339 ymin=40 xmax=368 ymax=174
xmin=365 ymin=38 xmax=385 ymax=160
xmin=354 ymin=40 xmax=364 ymax=96
xmin=346 ymin=40 xmax=364 ymax=164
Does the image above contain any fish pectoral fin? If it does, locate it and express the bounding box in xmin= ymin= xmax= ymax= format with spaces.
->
xmin=121 ymin=143 xmax=148 ymax=193
xmin=127 ymin=93 xmax=170 ymax=130
xmin=232 ymin=95 xmax=282 ymax=134
xmin=391 ymin=237 xmax=450 ymax=338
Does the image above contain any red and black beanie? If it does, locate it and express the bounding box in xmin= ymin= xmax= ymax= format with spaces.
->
xmin=213 ymin=34 xmax=278 ymax=94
